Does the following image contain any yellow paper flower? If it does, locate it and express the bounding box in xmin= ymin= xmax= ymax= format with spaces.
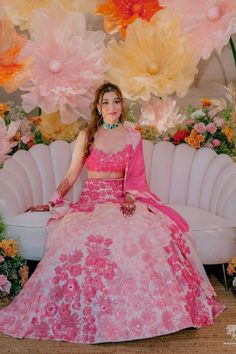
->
xmin=221 ymin=126 xmax=234 ymax=142
xmin=185 ymin=130 xmax=205 ymax=149
xmin=37 ymin=111 xmax=87 ymax=142
xmin=0 ymin=239 xmax=18 ymax=258
xmin=105 ymin=10 xmax=198 ymax=101
xmin=0 ymin=0 xmax=96 ymax=30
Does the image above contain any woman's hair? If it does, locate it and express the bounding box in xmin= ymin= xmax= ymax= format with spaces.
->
xmin=83 ymin=82 xmax=125 ymax=157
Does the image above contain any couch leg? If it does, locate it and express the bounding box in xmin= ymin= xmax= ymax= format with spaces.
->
xmin=222 ymin=263 xmax=228 ymax=291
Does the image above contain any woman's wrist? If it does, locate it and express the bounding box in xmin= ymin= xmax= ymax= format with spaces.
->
xmin=125 ymin=192 xmax=136 ymax=204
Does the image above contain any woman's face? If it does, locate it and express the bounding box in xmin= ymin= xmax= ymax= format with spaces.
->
xmin=97 ymin=91 xmax=122 ymax=124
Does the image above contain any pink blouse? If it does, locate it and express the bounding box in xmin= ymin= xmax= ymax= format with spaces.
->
xmin=86 ymin=145 xmax=126 ymax=174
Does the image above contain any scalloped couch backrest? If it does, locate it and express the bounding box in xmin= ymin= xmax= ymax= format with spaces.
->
xmin=0 ymin=140 xmax=236 ymax=219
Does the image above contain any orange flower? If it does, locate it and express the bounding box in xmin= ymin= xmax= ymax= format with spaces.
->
xmin=19 ymin=265 xmax=29 ymax=286
xmin=0 ymin=17 xmax=31 ymax=92
xmin=0 ymin=102 xmax=9 ymax=116
xmin=227 ymin=264 xmax=236 ymax=276
xmin=201 ymin=98 xmax=211 ymax=107
xmin=28 ymin=116 xmax=42 ymax=125
xmin=0 ymin=239 xmax=18 ymax=258
xmin=222 ymin=126 xmax=233 ymax=142
xmin=185 ymin=129 xmax=205 ymax=149
xmin=97 ymin=0 xmax=163 ymax=38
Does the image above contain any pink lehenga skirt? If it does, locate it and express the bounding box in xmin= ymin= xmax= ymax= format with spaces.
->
xmin=0 ymin=179 xmax=225 ymax=343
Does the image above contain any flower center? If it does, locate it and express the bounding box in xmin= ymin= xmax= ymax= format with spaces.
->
xmin=48 ymin=59 xmax=62 ymax=73
xmin=147 ymin=61 xmax=159 ymax=75
xmin=207 ymin=5 xmax=221 ymax=21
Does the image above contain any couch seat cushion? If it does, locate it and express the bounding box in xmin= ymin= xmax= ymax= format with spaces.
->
xmin=6 ymin=212 xmax=51 ymax=261
xmin=172 ymin=205 xmax=236 ymax=231
xmin=172 ymin=205 xmax=236 ymax=264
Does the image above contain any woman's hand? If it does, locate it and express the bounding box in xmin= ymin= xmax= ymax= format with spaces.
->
xmin=120 ymin=201 xmax=136 ymax=217
xmin=26 ymin=204 xmax=49 ymax=212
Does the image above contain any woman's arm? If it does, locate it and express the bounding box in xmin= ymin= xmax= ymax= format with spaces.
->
xmin=53 ymin=129 xmax=87 ymax=200
xmin=28 ymin=130 xmax=87 ymax=212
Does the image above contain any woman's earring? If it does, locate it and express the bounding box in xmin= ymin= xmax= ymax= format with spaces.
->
xmin=98 ymin=109 xmax=101 ymax=115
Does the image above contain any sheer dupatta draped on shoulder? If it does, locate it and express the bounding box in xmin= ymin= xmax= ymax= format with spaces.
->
xmin=124 ymin=127 xmax=189 ymax=234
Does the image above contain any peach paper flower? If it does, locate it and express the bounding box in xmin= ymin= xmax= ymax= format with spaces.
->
xmin=0 ymin=0 xmax=97 ymax=30
xmin=160 ymin=0 xmax=236 ymax=59
xmin=105 ymin=10 xmax=198 ymax=101
xmin=97 ymin=0 xmax=163 ymax=38
xmin=19 ymin=5 xmax=107 ymax=123
xmin=0 ymin=16 xmax=31 ymax=92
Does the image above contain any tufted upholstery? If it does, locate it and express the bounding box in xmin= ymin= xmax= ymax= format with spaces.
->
xmin=0 ymin=140 xmax=236 ymax=263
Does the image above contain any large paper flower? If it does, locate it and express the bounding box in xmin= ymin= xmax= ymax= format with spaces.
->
xmin=0 ymin=16 xmax=31 ymax=92
xmin=140 ymin=96 xmax=184 ymax=132
xmin=0 ymin=119 xmax=20 ymax=163
xmin=105 ymin=10 xmax=198 ymax=101
xmin=37 ymin=111 xmax=86 ymax=142
xmin=0 ymin=0 xmax=97 ymax=30
xmin=19 ymin=5 xmax=106 ymax=123
xmin=160 ymin=0 xmax=236 ymax=59
xmin=97 ymin=0 xmax=163 ymax=38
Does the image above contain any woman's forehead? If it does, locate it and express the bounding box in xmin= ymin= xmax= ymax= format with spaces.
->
xmin=101 ymin=91 xmax=119 ymax=100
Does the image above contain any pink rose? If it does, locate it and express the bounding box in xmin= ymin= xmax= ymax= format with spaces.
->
xmin=213 ymin=116 xmax=225 ymax=128
xmin=0 ymin=255 xmax=4 ymax=263
xmin=0 ymin=274 xmax=8 ymax=286
xmin=21 ymin=134 xmax=31 ymax=144
xmin=204 ymin=142 xmax=213 ymax=148
xmin=194 ymin=123 xmax=206 ymax=133
xmin=213 ymin=139 xmax=221 ymax=147
xmin=185 ymin=119 xmax=194 ymax=125
xmin=206 ymin=123 xmax=217 ymax=134
xmin=0 ymin=274 xmax=11 ymax=294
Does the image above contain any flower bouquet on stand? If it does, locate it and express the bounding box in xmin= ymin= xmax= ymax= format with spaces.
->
xmin=227 ymin=257 xmax=236 ymax=296
xmin=0 ymin=215 xmax=28 ymax=308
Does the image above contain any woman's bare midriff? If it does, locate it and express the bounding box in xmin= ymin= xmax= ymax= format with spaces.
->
xmin=87 ymin=171 xmax=124 ymax=180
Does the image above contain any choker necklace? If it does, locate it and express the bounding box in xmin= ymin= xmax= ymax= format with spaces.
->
xmin=102 ymin=120 xmax=120 ymax=130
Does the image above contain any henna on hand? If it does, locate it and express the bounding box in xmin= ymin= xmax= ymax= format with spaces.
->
xmin=120 ymin=202 xmax=136 ymax=217
xmin=56 ymin=178 xmax=71 ymax=198
xmin=26 ymin=204 xmax=49 ymax=212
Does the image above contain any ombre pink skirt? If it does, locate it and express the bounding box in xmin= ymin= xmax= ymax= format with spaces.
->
xmin=0 ymin=178 xmax=225 ymax=343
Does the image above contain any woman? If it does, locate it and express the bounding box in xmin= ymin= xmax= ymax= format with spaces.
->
xmin=0 ymin=82 xmax=225 ymax=343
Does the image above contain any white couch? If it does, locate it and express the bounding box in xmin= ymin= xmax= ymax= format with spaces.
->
xmin=0 ymin=140 xmax=236 ymax=270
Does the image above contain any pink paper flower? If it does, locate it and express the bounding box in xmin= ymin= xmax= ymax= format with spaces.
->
xmin=0 ymin=255 xmax=4 ymax=263
xmin=0 ymin=119 xmax=20 ymax=163
xmin=194 ymin=122 xmax=206 ymax=134
xmin=160 ymin=0 xmax=236 ymax=59
xmin=206 ymin=122 xmax=217 ymax=134
xmin=19 ymin=5 xmax=107 ymax=123
xmin=140 ymin=96 xmax=183 ymax=132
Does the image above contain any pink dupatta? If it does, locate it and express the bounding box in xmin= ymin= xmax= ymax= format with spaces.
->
xmin=124 ymin=127 xmax=189 ymax=233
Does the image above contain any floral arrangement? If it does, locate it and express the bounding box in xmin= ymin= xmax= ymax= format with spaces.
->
xmin=227 ymin=257 xmax=236 ymax=296
xmin=138 ymin=84 xmax=236 ymax=157
xmin=0 ymin=101 xmax=46 ymax=166
xmin=0 ymin=214 xmax=28 ymax=305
